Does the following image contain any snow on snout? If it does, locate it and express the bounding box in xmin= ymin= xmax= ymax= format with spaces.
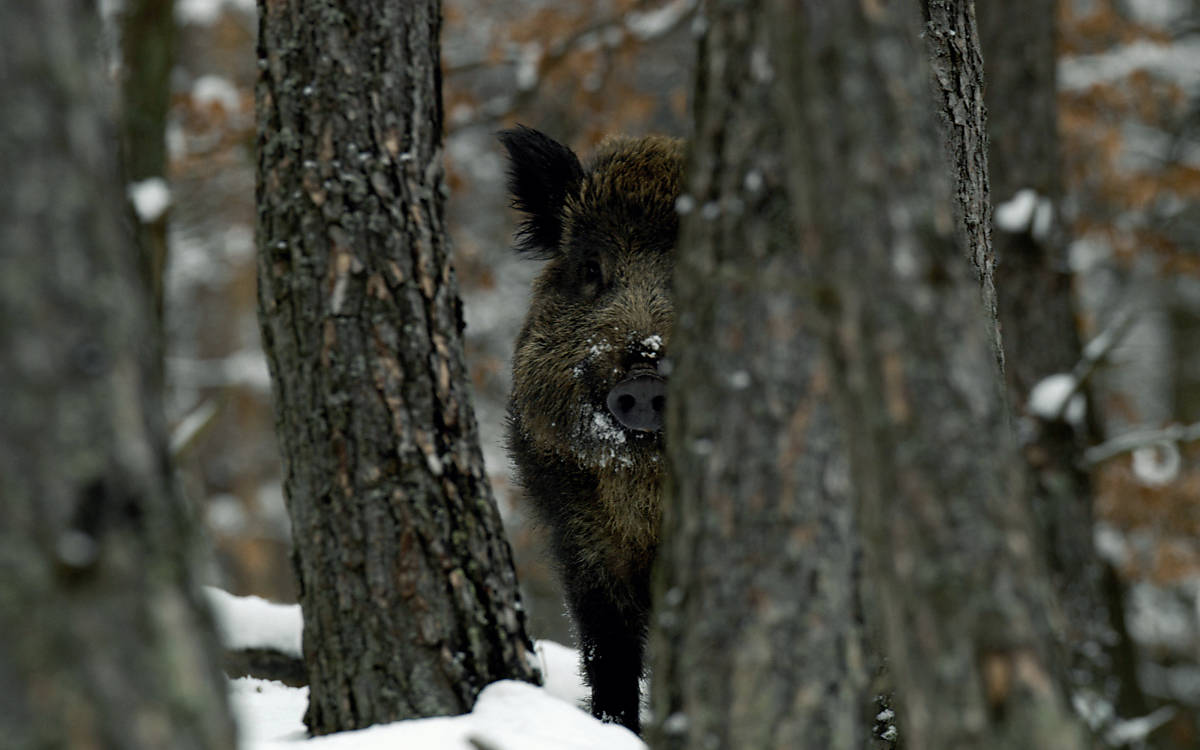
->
xmin=635 ymin=334 xmax=665 ymax=363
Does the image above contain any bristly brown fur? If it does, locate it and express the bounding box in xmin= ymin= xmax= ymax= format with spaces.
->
xmin=501 ymin=127 xmax=683 ymax=734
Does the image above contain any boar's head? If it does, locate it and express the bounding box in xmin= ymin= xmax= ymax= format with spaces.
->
xmin=500 ymin=126 xmax=683 ymax=472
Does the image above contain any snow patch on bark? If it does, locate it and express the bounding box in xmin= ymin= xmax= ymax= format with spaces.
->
xmin=127 ymin=178 xmax=171 ymax=223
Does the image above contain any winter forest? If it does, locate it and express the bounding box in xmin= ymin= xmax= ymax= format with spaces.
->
xmin=4 ymin=0 xmax=1200 ymax=747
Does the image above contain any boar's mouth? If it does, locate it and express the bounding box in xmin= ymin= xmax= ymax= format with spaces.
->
xmin=605 ymin=371 xmax=666 ymax=433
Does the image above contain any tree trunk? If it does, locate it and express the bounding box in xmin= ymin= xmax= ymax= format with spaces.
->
xmin=649 ymin=2 xmax=867 ymax=748
xmin=255 ymin=0 xmax=539 ymax=734
xmin=977 ymin=0 xmax=1147 ymax=723
xmin=118 ymin=0 xmax=176 ymax=326
xmin=922 ymin=0 xmax=1000 ymax=374
xmin=0 ymin=1 xmax=235 ymax=748
xmin=773 ymin=0 xmax=1088 ymax=747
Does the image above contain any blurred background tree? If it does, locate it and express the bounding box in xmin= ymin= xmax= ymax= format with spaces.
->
xmin=161 ymin=0 xmax=1199 ymax=745
xmin=0 ymin=0 xmax=234 ymax=745
xmin=648 ymin=1 xmax=867 ymax=746
xmin=978 ymin=0 xmax=1148 ymax=730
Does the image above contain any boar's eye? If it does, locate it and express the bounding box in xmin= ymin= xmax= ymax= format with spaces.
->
xmin=582 ymin=260 xmax=603 ymax=285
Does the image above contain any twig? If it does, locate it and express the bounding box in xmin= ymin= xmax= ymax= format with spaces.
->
xmin=1085 ymin=420 xmax=1200 ymax=465
xmin=1075 ymin=308 xmax=1134 ymax=385
xmin=1050 ymin=308 xmax=1135 ymax=421
xmin=170 ymin=398 xmax=221 ymax=457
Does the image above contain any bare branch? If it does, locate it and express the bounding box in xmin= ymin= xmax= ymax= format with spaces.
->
xmin=1052 ymin=308 xmax=1134 ymax=421
xmin=1027 ymin=308 xmax=1136 ymax=423
xmin=1085 ymin=420 xmax=1200 ymax=465
xmin=446 ymin=0 xmax=697 ymax=133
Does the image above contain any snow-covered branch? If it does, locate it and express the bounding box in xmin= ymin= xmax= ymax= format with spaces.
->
xmin=170 ymin=398 xmax=220 ymax=456
xmin=1085 ymin=421 xmax=1200 ymax=465
xmin=1027 ymin=309 xmax=1134 ymax=422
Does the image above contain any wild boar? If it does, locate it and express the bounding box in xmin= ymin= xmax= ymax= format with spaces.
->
xmin=500 ymin=125 xmax=683 ymax=733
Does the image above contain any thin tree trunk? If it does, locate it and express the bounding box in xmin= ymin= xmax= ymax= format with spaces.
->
xmin=923 ymin=0 xmax=1000 ymax=373
xmin=977 ymin=0 xmax=1148 ymax=723
xmin=255 ymin=0 xmax=539 ymax=734
xmin=773 ymin=1 xmax=1088 ymax=747
xmin=0 ymin=1 xmax=235 ymax=747
xmin=649 ymin=2 xmax=866 ymax=748
xmin=118 ymin=0 xmax=176 ymax=326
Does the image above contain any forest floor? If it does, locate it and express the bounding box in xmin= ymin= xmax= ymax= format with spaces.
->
xmin=210 ymin=589 xmax=644 ymax=750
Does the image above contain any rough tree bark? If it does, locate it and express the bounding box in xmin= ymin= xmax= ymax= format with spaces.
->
xmin=773 ymin=1 xmax=1089 ymax=747
xmin=922 ymin=1 xmax=999 ymax=371
xmin=256 ymin=0 xmax=539 ymax=734
xmin=649 ymin=2 xmax=868 ymax=748
xmin=977 ymin=0 xmax=1147 ymax=724
xmin=0 ymin=1 xmax=235 ymax=748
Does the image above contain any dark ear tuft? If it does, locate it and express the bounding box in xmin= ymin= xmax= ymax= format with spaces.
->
xmin=498 ymin=125 xmax=584 ymax=257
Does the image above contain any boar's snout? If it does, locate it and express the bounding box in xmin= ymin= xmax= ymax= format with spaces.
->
xmin=606 ymin=374 xmax=666 ymax=432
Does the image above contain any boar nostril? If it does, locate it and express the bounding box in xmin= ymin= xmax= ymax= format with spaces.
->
xmin=606 ymin=375 xmax=667 ymax=432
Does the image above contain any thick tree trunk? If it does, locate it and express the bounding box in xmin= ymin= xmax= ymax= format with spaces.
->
xmin=0 ymin=1 xmax=235 ymax=748
xmin=977 ymin=0 xmax=1147 ymax=722
xmin=649 ymin=3 xmax=867 ymax=748
xmin=773 ymin=1 xmax=1088 ymax=747
xmin=255 ymin=0 xmax=539 ymax=734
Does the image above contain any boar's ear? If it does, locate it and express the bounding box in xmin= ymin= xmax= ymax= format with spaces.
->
xmin=498 ymin=125 xmax=584 ymax=257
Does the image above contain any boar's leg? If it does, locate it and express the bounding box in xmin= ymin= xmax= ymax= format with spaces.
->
xmin=569 ymin=583 xmax=648 ymax=733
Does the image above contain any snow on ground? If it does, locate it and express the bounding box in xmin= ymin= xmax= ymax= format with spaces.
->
xmin=231 ymin=677 xmax=644 ymax=750
xmin=206 ymin=587 xmax=303 ymax=657
xmin=210 ymin=588 xmax=641 ymax=750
